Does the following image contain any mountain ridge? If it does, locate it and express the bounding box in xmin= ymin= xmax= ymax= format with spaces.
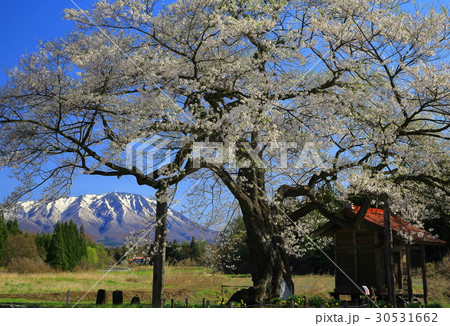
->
xmin=10 ymin=192 xmax=217 ymax=247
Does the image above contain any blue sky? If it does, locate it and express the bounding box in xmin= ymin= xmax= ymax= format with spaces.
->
xmin=0 ymin=0 xmax=176 ymax=202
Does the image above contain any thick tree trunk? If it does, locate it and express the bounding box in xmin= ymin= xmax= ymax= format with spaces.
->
xmin=237 ymin=180 xmax=294 ymax=304
xmin=152 ymin=186 xmax=168 ymax=308
xmin=221 ymin=166 xmax=294 ymax=305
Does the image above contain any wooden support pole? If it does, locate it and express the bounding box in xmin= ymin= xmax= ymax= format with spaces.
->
xmin=66 ymin=290 xmax=70 ymax=305
xmin=152 ymin=185 xmax=168 ymax=308
xmin=406 ymin=247 xmax=413 ymax=302
xmin=171 ymin=298 xmax=174 ymax=308
xmin=383 ymin=194 xmax=397 ymax=307
xmin=421 ymin=245 xmax=428 ymax=305
xmin=333 ymin=234 xmax=338 ymax=292
xmin=185 ymin=298 xmax=189 ymax=308
xmin=202 ymin=298 xmax=206 ymax=308
xmin=353 ymin=230 xmax=358 ymax=285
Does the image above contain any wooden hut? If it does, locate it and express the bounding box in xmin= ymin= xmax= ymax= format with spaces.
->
xmin=313 ymin=206 xmax=445 ymax=304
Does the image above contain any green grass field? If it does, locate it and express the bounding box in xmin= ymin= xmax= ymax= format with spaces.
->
xmin=0 ymin=265 xmax=447 ymax=307
xmin=0 ymin=266 xmax=332 ymax=307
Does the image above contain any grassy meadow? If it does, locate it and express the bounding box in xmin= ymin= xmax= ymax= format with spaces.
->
xmin=0 ymin=266 xmax=332 ymax=307
xmin=1 ymin=263 xmax=448 ymax=307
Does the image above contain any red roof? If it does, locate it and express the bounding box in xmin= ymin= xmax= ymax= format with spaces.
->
xmin=351 ymin=206 xmax=445 ymax=244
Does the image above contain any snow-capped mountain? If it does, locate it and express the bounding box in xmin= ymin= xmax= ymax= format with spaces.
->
xmin=11 ymin=192 xmax=218 ymax=247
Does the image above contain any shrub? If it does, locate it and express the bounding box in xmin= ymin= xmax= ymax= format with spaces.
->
xmin=5 ymin=233 xmax=40 ymax=264
xmin=271 ymin=297 xmax=282 ymax=304
xmin=308 ymin=296 xmax=325 ymax=308
xmin=175 ymin=258 xmax=198 ymax=267
xmin=375 ymin=300 xmax=394 ymax=308
xmin=288 ymin=295 xmax=307 ymax=307
xmin=0 ymin=215 xmax=8 ymax=265
xmin=325 ymin=298 xmax=342 ymax=308
xmin=78 ymin=243 xmax=113 ymax=270
xmin=405 ymin=301 xmax=422 ymax=308
xmin=6 ymin=257 xmax=52 ymax=273
xmin=425 ymin=302 xmax=442 ymax=308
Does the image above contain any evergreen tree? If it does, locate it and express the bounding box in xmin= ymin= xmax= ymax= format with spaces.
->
xmin=165 ymin=238 xmax=207 ymax=265
xmin=0 ymin=214 xmax=8 ymax=265
xmin=47 ymin=222 xmax=70 ymax=270
xmin=112 ymin=245 xmax=126 ymax=263
xmin=181 ymin=240 xmax=190 ymax=260
xmin=189 ymin=237 xmax=199 ymax=259
xmin=79 ymin=225 xmax=87 ymax=258
xmin=35 ymin=233 xmax=52 ymax=261
xmin=6 ymin=219 xmax=21 ymax=235
xmin=46 ymin=220 xmax=88 ymax=270
xmin=64 ymin=220 xmax=79 ymax=270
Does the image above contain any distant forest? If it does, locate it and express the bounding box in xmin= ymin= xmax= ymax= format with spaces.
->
xmin=0 ymin=215 xmax=111 ymax=272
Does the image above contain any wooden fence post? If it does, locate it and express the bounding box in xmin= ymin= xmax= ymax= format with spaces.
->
xmin=171 ymin=298 xmax=175 ymax=308
xmin=202 ymin=298 xmax=206 ymax=307
xmin=112 ymin=290 xmax=123 ymax=306
xmin=66 ymin=290 xmax=70 ymax=305
xmin=130 ymin=295 xmax=140 ymax=305
xmin=185 ymin=298 xmax=189 ymax=308
xmin=96 ymin=289 xmax=107 ymax=305
xmin=206 ymin=300 xmax=210 ymax=308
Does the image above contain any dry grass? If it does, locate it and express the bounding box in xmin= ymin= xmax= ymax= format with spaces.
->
xmin=0 ymin=266 xmax=334 ymax=305
xmin=409 ymin=255 xmax=450 ymax=307
xmin=0 ymin=262 xmax=447 ymax=306
xmin=292 ymin=274 xmax=334 ymax=297
xmin=423 ymin=255 xmax=450 ymax=307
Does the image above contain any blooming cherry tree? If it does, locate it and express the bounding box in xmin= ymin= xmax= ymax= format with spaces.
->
xmin=1 ymin=0 xmax=448 ymax=302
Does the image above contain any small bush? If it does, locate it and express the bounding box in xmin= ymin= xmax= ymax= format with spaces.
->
xmin=175 ymin=258 xmax=198 ymax=267
xmin=308 ymin=296 xmax=325 ymax=308
xmin=375 ymin=300 xmax=394 ymax=308
xmin=6 ymin=257 xmax=52 ymax=273
xmin=425 ymin=302 xmax=442 ymax=308
xmin=288 ymin=295 xmax=307 ymax=307
xmin=405 ymin=301 xmax=422 ymax=308
xmin=325 ymin=298 xmax=342 ymax=308
xmin=271 ymin=297 xmax=282 ymax=304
